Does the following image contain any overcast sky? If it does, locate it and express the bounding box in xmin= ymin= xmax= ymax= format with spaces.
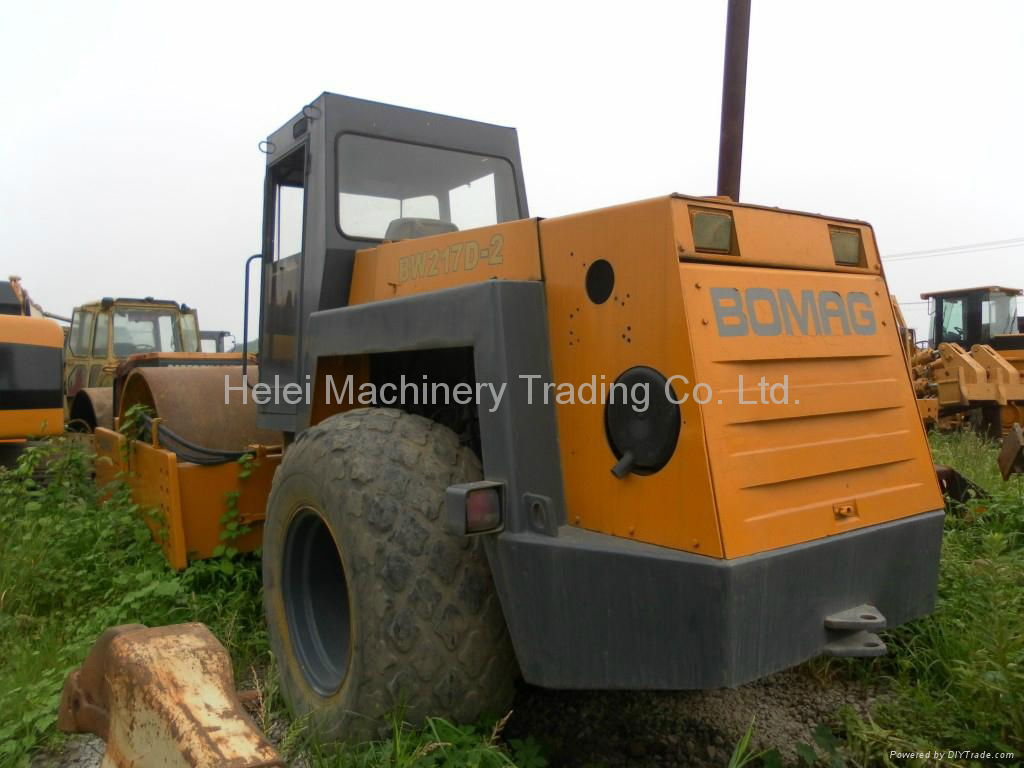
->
xmin=2 ymin=0 xmax=1021 ymax=343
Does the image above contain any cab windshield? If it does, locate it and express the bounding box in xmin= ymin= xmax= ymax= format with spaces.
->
xmin=336 ymin=134 xmax=520 ymax=240
xmin=113 ymin=308 xmax=185 ymax=355
xmin=934 ymin=290 xmax=1019 ymax=346
xmin=982 ymin=292 xmax=1018 ymax=338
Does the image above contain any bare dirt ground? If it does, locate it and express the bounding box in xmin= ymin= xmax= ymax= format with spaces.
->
xmin=506 ymin=666 xmax=875 ymax=766
xmin=35 ymin=666 xmax=872 ymax=767
xmin=31 ymin=735 xmax=104 ymax=768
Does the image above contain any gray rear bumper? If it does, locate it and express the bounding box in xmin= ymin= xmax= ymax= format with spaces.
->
xmin=487 ymin=509 xmax=944 ymax=689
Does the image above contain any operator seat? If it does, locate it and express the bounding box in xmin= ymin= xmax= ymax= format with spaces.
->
xmin=384 ymin=218 xmax=458 ymax=242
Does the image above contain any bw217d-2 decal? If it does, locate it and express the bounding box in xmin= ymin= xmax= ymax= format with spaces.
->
xmin=398 ymin=233 xmax=505 ymax=284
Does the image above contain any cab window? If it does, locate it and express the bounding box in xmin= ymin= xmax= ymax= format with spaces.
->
xmin=270 ymin=147 xmax=306 ymax=261
xmin=940 ymin=298 xmax=964 ymax=343
xmin=113 ymin=308 xmax=183 ymax=354
xmin=336 ymin=134 xmax=519 ymax=240
xmin=92 ymin=314 xmax=110 ymax=357
xmin=982 ymin=293 xmax=1018 ymax=339
xmin=180 ymin=313 xmax=200 ymax=353
xmin=68 ymin=310 xmax=94 ymax=356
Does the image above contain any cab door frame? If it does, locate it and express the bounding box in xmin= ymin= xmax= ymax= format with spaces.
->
xmin=258 ymin=141 xmax=309 ymax=417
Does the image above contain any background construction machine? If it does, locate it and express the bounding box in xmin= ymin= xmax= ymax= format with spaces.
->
xmin=64 ymin=297 xmax=200 ymax=430
xmin=65 ymin=296 xmax=249 ymax=432
xmin=93 ymin=85 xmax=945 ymax=744
xmin=905 ymin=286 xmax=1024 ymax=436
xmin=0 ymin=278 xmax=64 ymax=464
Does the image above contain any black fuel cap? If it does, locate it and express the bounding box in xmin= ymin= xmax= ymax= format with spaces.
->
xmin=604 ymin=366 xmax=681 ymax=477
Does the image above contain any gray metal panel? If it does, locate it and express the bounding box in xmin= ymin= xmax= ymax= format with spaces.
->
xmin=493 ymin=510 xmax=944 ymax=689
xmin=302 ymin=279 xmax=565 ymax=535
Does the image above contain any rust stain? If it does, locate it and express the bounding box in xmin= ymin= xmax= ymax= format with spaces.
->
xmin=58 ymin=623 xmax=285 ymax=767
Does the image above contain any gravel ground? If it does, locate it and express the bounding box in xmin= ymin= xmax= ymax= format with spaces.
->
xmin=505 ymin=666 xmax=875 ymax=766
xmin=30 ymin=735 xmax=104 ymax=768
xmin=33 ymin=665 xmax=871 ymax=767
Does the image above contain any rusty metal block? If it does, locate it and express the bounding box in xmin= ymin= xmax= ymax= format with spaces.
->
xmin=59 ymin=623 xmax=284 ymax=767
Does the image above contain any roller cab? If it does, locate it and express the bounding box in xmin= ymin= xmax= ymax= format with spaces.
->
xmin=64 ymin=297 xmax=202 ymax=430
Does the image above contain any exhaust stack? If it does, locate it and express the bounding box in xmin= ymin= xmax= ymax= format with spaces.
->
xmin=717 ymin=0 xmax=752 ymax=201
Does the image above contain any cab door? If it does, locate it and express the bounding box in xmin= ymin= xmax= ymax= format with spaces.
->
xmin=64 ymin=309 xmax=95 ymax=403
xmin=88 ymin=312 xmax=111 ymax=386
xmin=259 ymin=145 xmax=307 ymax=414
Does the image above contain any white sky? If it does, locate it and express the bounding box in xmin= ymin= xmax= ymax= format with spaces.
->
xmin=2 ymin=0 xmax=1022 ymax=343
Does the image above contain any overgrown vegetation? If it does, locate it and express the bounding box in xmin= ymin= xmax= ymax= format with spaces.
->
xmin=277 ymin=712 xmax=547 ymax=768
xmin=3 ymin=430 xmax=1020 ymax=766
xmin=838 ymin=430 xmax=1024 ymax=765
xmin=0 ymin=439 xmax=266 ymax=765
xmin=0 ymin=440 xmax=537 ymax=767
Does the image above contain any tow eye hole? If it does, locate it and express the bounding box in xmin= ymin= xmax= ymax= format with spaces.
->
xmin=586 ymin=260 xmax=615 ymax=305
xmin=605 ymin=367 xmax=681 ymax=477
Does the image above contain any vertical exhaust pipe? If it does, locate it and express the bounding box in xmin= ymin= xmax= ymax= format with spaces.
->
xmin=717 ymin=0 xmax=752 ymax=201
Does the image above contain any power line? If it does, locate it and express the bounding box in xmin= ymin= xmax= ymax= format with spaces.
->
xmin=888 ymin=235 xmax=1024 ymax=258
xmin=886 ymin=242 xmax=1024 ymax=262
xmin=883 ymin=236 xmax=1024 ymax=262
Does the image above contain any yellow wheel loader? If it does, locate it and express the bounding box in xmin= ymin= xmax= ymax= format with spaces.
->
xmin=896 ymin=285 xmax=1024 ymax=479
xmin=915 ymin=286 xmax=1024 ymax=431
xmin=87 ymin=2 xmax=944 ymax=747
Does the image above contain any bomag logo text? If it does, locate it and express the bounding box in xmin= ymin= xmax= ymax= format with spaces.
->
xmin=710 ymin=287 xmax=877 ymax=337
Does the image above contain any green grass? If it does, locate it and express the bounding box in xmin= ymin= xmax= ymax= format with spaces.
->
xmin=0 ymin=438 xmax=267 ymax=765
xmin=6 ymin=430 xmax=1019 ymax=766
xmin=0 ymin=439 xmax=535 ymax=768
xmin=837 ymin=430 xmax=1024 ymax=765
xmin=276 ymin=712 xmax=547 ymax=768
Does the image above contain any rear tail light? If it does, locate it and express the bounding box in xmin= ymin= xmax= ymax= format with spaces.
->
xmin=445 ymin=481 xmax=504 ymax=535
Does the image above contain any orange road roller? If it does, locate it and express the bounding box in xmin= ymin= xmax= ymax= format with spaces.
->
xmin=94 ymin=90 xmax=943 ymax=741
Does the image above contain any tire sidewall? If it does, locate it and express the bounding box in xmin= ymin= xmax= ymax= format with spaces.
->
xmin=263 ymin=462 xmax=367 ymax=737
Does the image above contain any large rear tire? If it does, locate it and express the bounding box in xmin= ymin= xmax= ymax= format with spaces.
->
xmin=263 ymin=408 xmax=516 ymax=741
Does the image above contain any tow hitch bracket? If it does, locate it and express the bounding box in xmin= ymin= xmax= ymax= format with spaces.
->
xmin=823 ymin=604 xmax=888 ymax=657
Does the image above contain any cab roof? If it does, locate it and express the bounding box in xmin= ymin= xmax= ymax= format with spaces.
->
xmin=79 ymin=297 xmax=188 ymax=309
xmin=920 ymin=286 xmax=1022 ymax=300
